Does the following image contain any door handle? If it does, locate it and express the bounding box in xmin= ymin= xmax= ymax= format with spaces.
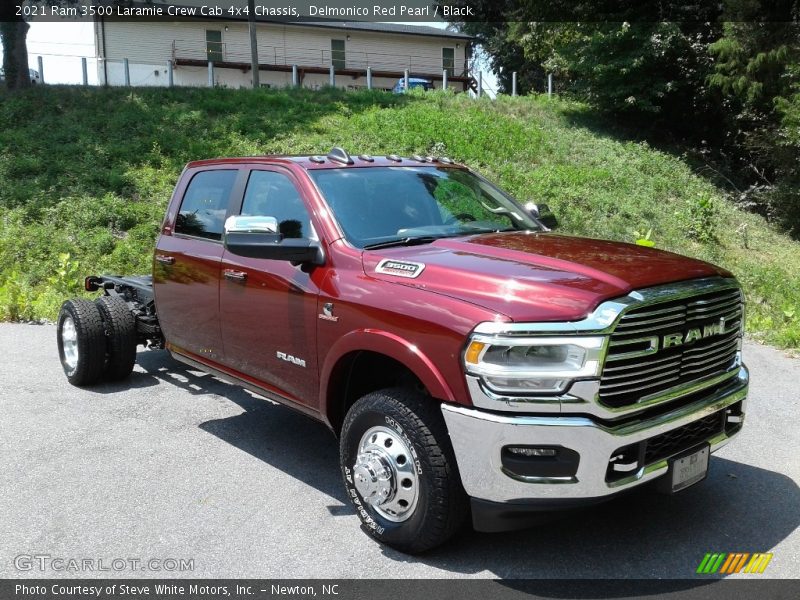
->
xmin=223 ymin=269 xmax=248 ymax=283
xmin=155 ymin=254 xmax=175 ymax=265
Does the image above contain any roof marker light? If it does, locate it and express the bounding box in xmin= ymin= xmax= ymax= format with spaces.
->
xmin=358 ymin=154 xmax=375 ymax=162
xmin=387 ymin=154 xmax=402 ymax=162
xmin=327 ymin=146 xmax=354 ymax=165
xmin=440 ymin=157 xmax=453 ymax=164
xmin=411 ymin=154 xmax=426 ymax=162
xmin=309 ymin=156 xmax=326 ymax=163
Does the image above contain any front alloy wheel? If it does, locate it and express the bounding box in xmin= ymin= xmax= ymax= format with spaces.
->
xmin=353 ymin=425 xmax=420 ymax=522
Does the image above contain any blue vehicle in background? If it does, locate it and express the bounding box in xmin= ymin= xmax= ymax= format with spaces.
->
xmin=392 ymin=77 xmax=434 ymax=94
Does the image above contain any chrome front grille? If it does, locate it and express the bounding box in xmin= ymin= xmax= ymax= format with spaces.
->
xmin=600 ymin=286 xmax=743 ymax=408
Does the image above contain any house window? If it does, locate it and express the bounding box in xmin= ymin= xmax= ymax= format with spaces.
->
xmin=331 ymin=39 xmax=346 ymax=69
xmin=442 ymin=47 xmax=455 ymax=77
xmin=206 ymin=30 xmax=223 ymax=62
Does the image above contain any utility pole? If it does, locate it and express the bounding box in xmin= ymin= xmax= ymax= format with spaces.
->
xmin=248 ymin=0 xmax=259 ymax=88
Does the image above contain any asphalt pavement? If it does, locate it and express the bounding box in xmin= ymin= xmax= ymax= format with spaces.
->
xmin=1 ymin=324 xmax=798 ymax=579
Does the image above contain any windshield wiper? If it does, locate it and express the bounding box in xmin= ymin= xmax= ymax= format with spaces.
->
xmin=363 ymin=236 xmax=445 ymax=250
xmin=458 ymin=225 xmax=517 ymax=234
xmin=363 ymin=228 xmax=518 ymax=250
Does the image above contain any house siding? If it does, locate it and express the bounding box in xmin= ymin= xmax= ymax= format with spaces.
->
xmin=96 ymin=21 xmax=469 ymax=89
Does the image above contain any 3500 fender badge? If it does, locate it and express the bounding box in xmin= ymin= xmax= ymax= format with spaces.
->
xmin=375 ymin=259 xmax=426 ymax=279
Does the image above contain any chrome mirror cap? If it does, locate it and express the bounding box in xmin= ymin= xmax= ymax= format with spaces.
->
xmin=524 ymin=202 xmax=541 ymax=218
xmin=224 ymin=215 xmax=278 ymax=234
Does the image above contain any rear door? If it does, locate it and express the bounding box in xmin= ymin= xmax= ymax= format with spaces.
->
xmin=219 ymin=167 xmax=322 ymax=407
xmin=153 ymin=167 xmax=242 ymax=361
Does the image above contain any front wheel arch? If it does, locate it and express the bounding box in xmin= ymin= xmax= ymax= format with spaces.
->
xmin=320 ymin=330 xmax=456 ymax=433
xmin=325 ymin=350 xmax=431 ymax=435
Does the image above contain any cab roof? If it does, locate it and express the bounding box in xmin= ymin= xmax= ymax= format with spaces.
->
xmin=186 ymin=148 xmax=467 ymax=171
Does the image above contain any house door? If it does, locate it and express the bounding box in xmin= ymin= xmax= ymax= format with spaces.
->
xmin=206 ymin=30 xmax=223 ymax=62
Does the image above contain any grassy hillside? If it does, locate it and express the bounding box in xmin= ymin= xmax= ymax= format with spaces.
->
xmin=1 ymin=85 xmax=798 ymax=348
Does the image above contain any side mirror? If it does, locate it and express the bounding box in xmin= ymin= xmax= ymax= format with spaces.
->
xmin=223 ymin=215 xmax=323 ymax=264
xmin=525 ymin=202 xmax=558 ymax=230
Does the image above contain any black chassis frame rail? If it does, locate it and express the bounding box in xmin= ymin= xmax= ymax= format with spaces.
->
xmin=84 ymin=275 xmax=164 ymax=348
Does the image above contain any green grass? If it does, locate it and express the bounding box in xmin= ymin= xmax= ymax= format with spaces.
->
xmin=1 ymin=85 xmax=798 ymax=348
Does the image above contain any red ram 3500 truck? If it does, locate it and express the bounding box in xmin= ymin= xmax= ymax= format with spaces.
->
xmin=57 ymin=148 xmax=748 ymax=553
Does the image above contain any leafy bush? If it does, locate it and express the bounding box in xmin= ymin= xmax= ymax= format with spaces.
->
xmin=682 ymin=193 xmax=718 ymax=243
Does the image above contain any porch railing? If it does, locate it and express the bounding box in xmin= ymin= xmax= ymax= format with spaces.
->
xmin=172 ymin=39 xmax=471 ymax=77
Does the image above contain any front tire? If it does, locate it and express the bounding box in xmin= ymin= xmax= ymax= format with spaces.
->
xmin=340 ymin=388 xmax=468 ymax=553
xmin=57 ymin=299 xmax=106 ymax=386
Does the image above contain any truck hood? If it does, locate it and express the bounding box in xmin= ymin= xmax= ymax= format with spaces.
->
xmin=362 ymin=232 xmax=732 ymax=323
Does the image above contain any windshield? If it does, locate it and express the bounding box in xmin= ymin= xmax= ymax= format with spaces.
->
xmin=310 ymin=166 xmax=540 ymax=249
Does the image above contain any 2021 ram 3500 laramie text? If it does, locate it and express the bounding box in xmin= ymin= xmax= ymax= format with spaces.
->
xmin=57 ymin=147 xmax=748 ymax=553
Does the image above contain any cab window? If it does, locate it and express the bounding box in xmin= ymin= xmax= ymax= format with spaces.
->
xmin=240 ymin=170 xmax=314 ymax=240
xmin=175 ymin=170 xmax=237 ymax=241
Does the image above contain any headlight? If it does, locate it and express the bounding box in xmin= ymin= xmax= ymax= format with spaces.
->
xmin=463 ymin=336 xmax=605 ymax=395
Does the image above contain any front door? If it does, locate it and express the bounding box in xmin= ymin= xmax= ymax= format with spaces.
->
xmin=219 ymin=168 xmax=321 ymax=407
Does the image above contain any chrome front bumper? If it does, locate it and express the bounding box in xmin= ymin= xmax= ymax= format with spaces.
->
xmin=441 ymin=366 xmax=748 ymax=503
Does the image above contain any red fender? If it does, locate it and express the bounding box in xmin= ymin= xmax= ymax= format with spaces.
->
xmin=319 ymin=328 xmax=456 ymax=417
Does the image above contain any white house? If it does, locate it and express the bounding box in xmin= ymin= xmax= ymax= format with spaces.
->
xmin=93 ymin=16 xmax=475 ymax=91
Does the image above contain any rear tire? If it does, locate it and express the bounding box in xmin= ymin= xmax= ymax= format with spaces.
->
xmin=340 ymin=388 xmax=468 ymax=554
xmin=57 ymin=299 xmax=106 ymax=386
xmin=95 ymin=295 xmax=137 ymax=381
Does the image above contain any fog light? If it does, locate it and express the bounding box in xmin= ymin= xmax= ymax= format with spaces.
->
xmin=609 ymin=453 xmax=639 ymax=473
xmin=507 ymin=447 xmax=557 ymax=457
xmin=606 ymin=444 xmax=641 ymax=482
xmin=501 ymin=445 xmax=579 ymax=479
xmin=725 ymin=401 xmax=744 ymax=435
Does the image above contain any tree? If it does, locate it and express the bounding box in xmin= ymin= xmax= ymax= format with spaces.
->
xmin=461 ymin=23 xmax=543 ymax=94
xmin=443 ymin=0 xmax=800 ymax=235
xmin=439 ymin=0 xmax=537 ymax=93
xmin=0 ymin=3 xmax=33 ymax=91
xmin=709 ymin=20 xmax=800 ymax=231
xmin=551 ymin=23 xmax=722 ymax=134
xmin=709 ymin=24 xmax=799 ymax=110
xmin=1 ymin=0 xmax=89 ymax=91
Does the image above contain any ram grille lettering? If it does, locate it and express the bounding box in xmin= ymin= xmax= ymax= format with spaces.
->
xmin=662 ymin=317 xmax=727 ymax=350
